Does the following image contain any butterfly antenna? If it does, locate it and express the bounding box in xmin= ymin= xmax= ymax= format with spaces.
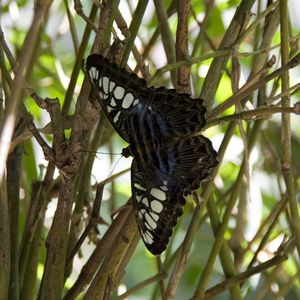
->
xmin=81 ymin=149 xmax=122 ymax=156
xmin=102 ymin=155 xmax=124 ymax=186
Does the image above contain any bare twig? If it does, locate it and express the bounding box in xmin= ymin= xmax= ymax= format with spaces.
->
xmin=203 ymin=252 xmax=288 ymax=299
xmin=118 ymin=272 xmax=167 ymax=300
xmin=279 ymin=0 xmax=300 ymax=263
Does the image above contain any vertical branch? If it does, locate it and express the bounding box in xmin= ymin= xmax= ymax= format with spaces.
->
xmin=153 ymin=0 xmax=177 ymax=86
xmin=64 ymin=4 xmax=99 ymax=275
xmin=39 ymin=95 xmax=82 ymax=298
xmin=39 ymin=176 xmax=77 ymax=299
xmin=7 ymin=146 xmax=22 ymax=299
xmin=200 ymin=0 xmax=255 ymax=110
xmin=101 ymin=0 xmax=121 ymax=51
xmin=83 ymin=208 xmax=138 ymax=300
xmin=62 ymin=4 xmax=97 ymax=115
xmin=175 ymin=0 xmax=191 ymax=94
xmin=63 ymin=206 xmax=132 ymax=300
xmin=0 ymin=171 xmax=9 ymax=299
xmin=191 ymin=0 xmax=215 ymax=57
xmin=279 ymin=0 xmax=300 ymax=258
xmin=121 ymin=0 xmax=149 ymax=67
xmin=0 ymin=0 xmax=53 ymax=181
xmin=19 ymin=164 xmax=55 ymax=298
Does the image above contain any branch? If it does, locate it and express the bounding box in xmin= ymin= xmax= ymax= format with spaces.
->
xmin=203 ymin=252 xmax=288 ymax=299
xmin=205 ymin=103 xmax=300 ymax=128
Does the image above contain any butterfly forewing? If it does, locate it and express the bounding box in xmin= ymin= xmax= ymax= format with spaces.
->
xmin=87 ymin=54 xmax=147 ymax=142
xmin=86 ymin=54 xmax=218 ymax=255
xmin=86 ymin=54 xmax=207 ymax=140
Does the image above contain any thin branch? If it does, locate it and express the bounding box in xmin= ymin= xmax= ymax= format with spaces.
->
xmin=200 ymin=0 xmax=256 ymax=110
xmin=153 ymin=0 xmax=177 ymax=86
xmin=63 ymin=206 xmax=132 ymax=300
xmin=208 ymin=53 xmax=300 ymax=119
xmin=121 ymin=0 xmax=149 ymax=67
xmin=0 ymin=0 xmax=53 ymax=181
xmin=118 ymin=272 xmax=167 ymax=300
xmin=83 ymin=208 xmax=138 ymax=300
xmin=66 ymin=183 xmax=104 ymax=268
xmin=175 ymin=0 xmax=191 ymax=93
xmin=73 ymin=0 xmax=98 ymax=32
xmin=205 ymin=104 xmax=299 ymax=128
xmin=203 ymin=252 xmax=288 ymax=299
xmin=279 ymin=0 xmax=300 ymax=263
xmin=62 ymin=3 xmax=97 ymax=115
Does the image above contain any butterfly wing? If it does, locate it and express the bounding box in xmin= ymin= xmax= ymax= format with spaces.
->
xmin=86 ymin=54 xmax=147 ymax=142
xmin=86 ymin=54 xmax=207 ymax=142
xmin=86 ymin=54 xmax=218 ymax=255
xmin=131 ymin=135 xmax=218 ymax=255
xmin=131 ymin=159 xmax=185 ymax=255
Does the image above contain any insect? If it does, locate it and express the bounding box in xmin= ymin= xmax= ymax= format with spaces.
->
xmin=86 ymin=54 xmax=218 ymax=255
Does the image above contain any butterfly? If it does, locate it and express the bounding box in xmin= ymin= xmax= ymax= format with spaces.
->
xmin=86 ymin=54 xmax=218 ymax=255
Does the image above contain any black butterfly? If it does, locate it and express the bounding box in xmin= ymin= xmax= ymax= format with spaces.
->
xmin=86 ymin=54 xmax=218 ymax=255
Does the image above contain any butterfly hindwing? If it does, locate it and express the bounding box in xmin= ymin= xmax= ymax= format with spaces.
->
xmin=131 ymin=136 xmax=218 ymax=255
xmin=131 ymin=160 xmax=185 ymax=255
xmin=169 ymin=135 xmax=218 ymax=192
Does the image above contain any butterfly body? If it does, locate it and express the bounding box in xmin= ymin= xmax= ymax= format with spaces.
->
xmin=86 ymin=54 xmax=218 ymax=255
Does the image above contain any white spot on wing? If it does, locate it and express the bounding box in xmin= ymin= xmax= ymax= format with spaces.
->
xmin=110 ymin=97 xmax=117 ymax=107
xmin=145 ymin=222 xmax=151 ymax=230
xmin=150 ymin=188 xmax=166 ymax=201
xmin=160 ymin=185 xmax=168 ymax=191
xmin=145 ymin=213 xmax=157 ymax=229
xmin=102 ymin=76 xmax=109 ymax=94
xmin=133 ymin=99 xmax=139 ymax=106
xmin=122 ymin=93 xmax=134 ymax=109
xmin=142 ymin=197 xmax=149 ymax=207
xmin=144 ymin=231 xmax=153 ymax=244
xmin=99 ymin=90 xmax=108 ymax=99
xmin=106 ymin=106 xmax=112 ymax=113
xmin=138 ymin=211 xmax=143 ymax=220
xmin=136 ymin=195 xmax=142 ymax=203
xmin=98 ymin=78 xmax=102 ymax=88
xmin=150 ymin=212 xmax=159 ymax=221
xmin=147 ymin=238 xmax=153 ymax=245
xmin=160 ymin=180 xmax=168 ymax=192
xmin=113 ymin=111 xmax=121 ymax=123
xmin=134 ymin=183 xmax=146 ymax=191
xmin=141 ymin=231 xmax=150 ymax=243
xmin=114 ymin=86 xmax=125 ymax=99
xmin=145 ymin=230 xmax=153 ymax=239
xmin=151 ymin=200 xmax=163 ymax=213
xmin=109 ymin=81 xmax=116 ymax=92
xmin=89 ymin=67 xmax=96 ymax=79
